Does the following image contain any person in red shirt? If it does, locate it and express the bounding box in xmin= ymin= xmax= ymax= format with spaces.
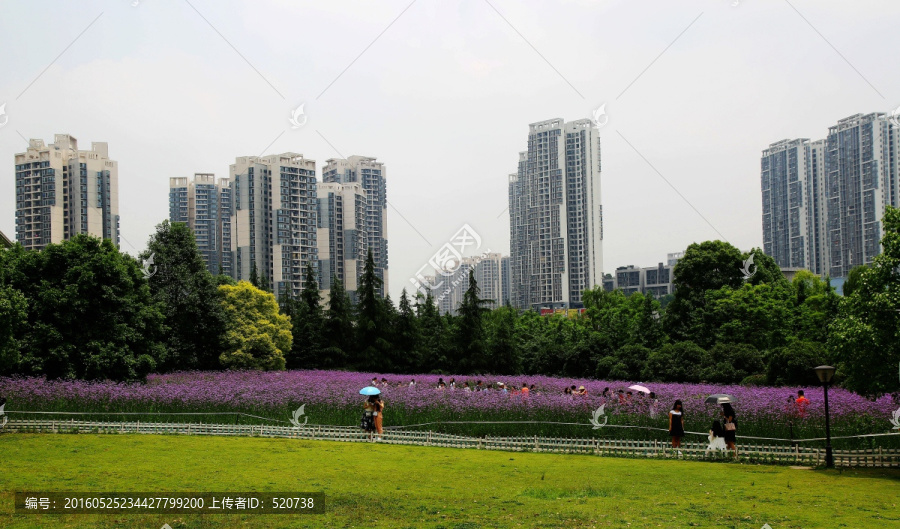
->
xmin=795 ymin=390 xmax=810 ymax=417
xmin=520 ymin=383 xmax=529 ymax=396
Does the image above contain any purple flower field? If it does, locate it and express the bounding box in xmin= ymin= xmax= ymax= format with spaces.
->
xmin=1 ymin=370 xmax=897 ymax=445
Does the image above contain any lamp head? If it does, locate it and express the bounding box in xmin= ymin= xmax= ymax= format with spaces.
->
xmin=814 ymin=365 xmax=836 ymax=384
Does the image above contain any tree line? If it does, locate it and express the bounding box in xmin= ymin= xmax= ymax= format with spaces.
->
xmin=1 ymin=208 xmax=899 ymax=397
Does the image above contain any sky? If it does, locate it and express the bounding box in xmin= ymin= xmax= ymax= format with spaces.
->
xmin=1 ymin=0 xmax=898 ymax=300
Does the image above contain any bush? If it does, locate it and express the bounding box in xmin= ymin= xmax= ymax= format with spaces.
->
xmin=643 ymin=341 xmax=709 ymax=382
xmin=702 ymin=343 xmax=765 ymax=384
xmin=766 ymin=340 xmax=827 ymax=386
xmin=740 ymin=374 xmax=767 ymax=386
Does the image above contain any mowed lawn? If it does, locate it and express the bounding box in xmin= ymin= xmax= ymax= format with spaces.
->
xmin=1 ymin=434 xmax=899 ymax=528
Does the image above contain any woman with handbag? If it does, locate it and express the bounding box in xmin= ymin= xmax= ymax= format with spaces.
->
xmin=722 ymin=403 xmax=737 ymax=457
xmin=373 ymin=395 xmax=384 ymax=441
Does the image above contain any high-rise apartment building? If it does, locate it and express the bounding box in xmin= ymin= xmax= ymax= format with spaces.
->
xmin=500 ymin=255 xmax=512 ymax=307
xmin=229 ymin=153 xmax=317 ymax=299
xmin=762 ymin=113 xmax=900 ymax=279
xmin=15 ymin=135 xmax=119 ymax=250
xmin=322 ymin=156 xmax=388 ymax=295
xmin=317 ymin=181 xmax=367 ymax=302
xmin=825 ymin=113 xmax=899 ymax=278
xmin=169 ymin=173 xmax=224 ymax=274
xmin=761 ymin=138 xmax=828 ymax=275
xmin=508 ymin=118 xmax=603 ymax=310
xmin=474 ymin=253 xmax=503 ymax=308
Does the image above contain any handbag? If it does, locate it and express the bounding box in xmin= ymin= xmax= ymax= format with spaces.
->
xmin=725 ymin=421 xmax=736 ymax=431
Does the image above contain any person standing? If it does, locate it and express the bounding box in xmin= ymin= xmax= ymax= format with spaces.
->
xmin=373 ymin=395 xmax=385 ymax=441
xmin=721 ymin=403 xmax=737 ymax=457
xmin=648 ymin=391 xmax=659 ymax=419
xmin=795 ymin=390 xmax=810 ymax=417
xmin=363 ymin=395 xmax=378 ymax=440
xmin=521 ymin=383 xmax=530 ymax=396
xmin=669 ymin=400 xmax=685 ymax=453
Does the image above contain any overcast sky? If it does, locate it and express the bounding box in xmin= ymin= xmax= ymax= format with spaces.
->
xmin=1 ymin=0 xmax=898 ymax=300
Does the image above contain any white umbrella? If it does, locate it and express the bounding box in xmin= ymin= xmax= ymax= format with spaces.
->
xmin=627 ymin=384 xmax=651 ymax=394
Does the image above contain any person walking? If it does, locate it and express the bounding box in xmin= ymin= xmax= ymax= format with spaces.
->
xmin=721 ymin=403 xmax=738 ymax=457
xmin=372 ymin=394 xmax=385 ymax=441
xmin=669 ymin=400 xmax=685 ymax=454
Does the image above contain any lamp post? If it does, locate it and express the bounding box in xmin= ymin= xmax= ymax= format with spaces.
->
xmin=814 ymin=365 xmax=836 ymax=468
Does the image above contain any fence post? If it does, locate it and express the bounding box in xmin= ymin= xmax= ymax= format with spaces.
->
xmin=534 ymin=435 xmax=539 ymax=451
xmin=428 ymin=431 xmax=432 ymax=446
xmin=879 ymin=446 xmax=883 ymax=468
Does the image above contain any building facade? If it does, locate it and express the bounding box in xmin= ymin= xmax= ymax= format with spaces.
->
xmin=824 ymin=113 xmax=899 ymax=278
xmin=317 ymin=181 xmax=367 ymax=303
xmin=169 ymin=173 xmax=224 ymax=274
xmin=762 ymin=113 xmax=900 ymax=279
xmin=229 ymin=153 xmax=318 ymax=299
xmin=602 ymin=262 xmax=674 ymax=298
xmin=761 ymin=138 xmax=828 ymax=275
xmin=474 ymin=252 xmax=504 ymax=309
xmin=322 ymin=156 xmax=388 ymax=296
xmin=15 ymin=135 xmax=119 ymax=250
xmin=508 ymin=118 xmax=603 ymax=310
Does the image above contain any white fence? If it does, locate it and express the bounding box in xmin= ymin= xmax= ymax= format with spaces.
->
xmin=4 ymin=419 xmax=899 ymax=468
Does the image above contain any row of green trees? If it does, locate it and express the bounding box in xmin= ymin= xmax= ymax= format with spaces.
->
xmin=1 ymin=208 xmax=898 ymax=397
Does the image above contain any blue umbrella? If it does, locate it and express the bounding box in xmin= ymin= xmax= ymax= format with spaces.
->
xmin=360 ymin=386 xmax=382 ymax=396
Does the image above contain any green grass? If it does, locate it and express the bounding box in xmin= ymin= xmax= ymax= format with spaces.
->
xmin=1 ymin=433 xmax=899 ymax=528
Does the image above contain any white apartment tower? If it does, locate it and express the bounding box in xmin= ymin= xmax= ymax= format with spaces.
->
xmin=322 ymin=156 xmax=388 ymax=296
xmin=508 ymin=118 xmax=603 ymax=310
xmin=229 ymin=153 xmax=317 ymax=298
xmin=15 ymin=135 xmax=119 ymax=250
xmin=317 ymin=181 xmax=367 ymax=303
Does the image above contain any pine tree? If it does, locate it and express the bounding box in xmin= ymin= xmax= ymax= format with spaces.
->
xmin=356 ymin=248 xmax=391 ymax=370
xmin=287 ymin=262 xmax=324 ymax=369
xmin=396 ymin=289 xmax=421 ymax=372
xmin=323 ymin=276 xmax=354 ymax=367
xmin=250 ymin=262 xmax=259 ymax=288
xmin=454 ymin=269 xmax=491 ymax=373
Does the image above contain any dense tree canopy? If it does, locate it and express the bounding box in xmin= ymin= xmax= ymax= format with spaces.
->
xmin=2 ymin=207 xmax=899 ymax=398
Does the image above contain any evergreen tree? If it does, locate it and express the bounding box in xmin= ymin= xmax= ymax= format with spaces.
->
xmin=356 ymin=249 xmax=391 ymax=371
xmin=288 ymin=262 xmax=324 ymax=369
xmin=395 ymin=289 xmax=421 ymax=372
xmin=322 ymin=276 xmax=354 ymax=367
xmin=142 ymin=220 xmax=229 ymax=371
xmin=454 ymin=269 xmax=492 ymax=373
xmin=416 ymin=292 xmax=448 ymax=372
xmin=250 ymin=262 xmax=259 ymax=289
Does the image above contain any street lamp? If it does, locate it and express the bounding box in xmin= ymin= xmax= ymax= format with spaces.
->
xmin=814 ymin=365 xmax=836 ymax=468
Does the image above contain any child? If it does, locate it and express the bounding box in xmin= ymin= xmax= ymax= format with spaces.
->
xmin=707 ymin=419 xmax=727 ymax=452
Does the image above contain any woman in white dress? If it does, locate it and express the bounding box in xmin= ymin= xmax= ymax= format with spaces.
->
xmin=707 ymin=419 xmax=727 ymax=452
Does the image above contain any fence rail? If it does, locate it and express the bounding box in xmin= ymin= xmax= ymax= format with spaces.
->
xmin=3 ymin=419 xmax=899 ymax=468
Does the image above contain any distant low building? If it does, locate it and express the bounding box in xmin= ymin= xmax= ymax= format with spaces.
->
xmin=603 ymin=262 xmax=674 ymax=297
xmin=780 ymin=267 xmax=804 ymax=282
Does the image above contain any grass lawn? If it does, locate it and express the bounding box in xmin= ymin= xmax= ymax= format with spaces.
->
xmin=1 ymin=433 xmax=898 ymax=528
